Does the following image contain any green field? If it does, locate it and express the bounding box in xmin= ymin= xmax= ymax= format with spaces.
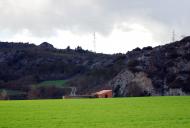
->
xmin=0 ymin=96 xmax=190 ymax=128
xmin=0 ymin=89 xmax=26 ymax=96
xmin=38 ymin=80 xmax=66 ymax=87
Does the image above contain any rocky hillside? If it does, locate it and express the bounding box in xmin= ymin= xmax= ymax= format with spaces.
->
xmin=0 ymin=41 xmax=126 ymax=99
xmin=109 ymin=37 xmax=190 ymax=97
xmin=0 ymin=36 xmax=190 ymax=99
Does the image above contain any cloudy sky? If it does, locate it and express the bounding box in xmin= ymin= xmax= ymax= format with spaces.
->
xmin=0 ymin=0 xmax=189 ymax=53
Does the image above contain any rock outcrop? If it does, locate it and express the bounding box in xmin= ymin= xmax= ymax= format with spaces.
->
xmin=109 ymin=37 xmax=190 ymax=97
xmin=110 ymin=70 xmax=153 ymax=97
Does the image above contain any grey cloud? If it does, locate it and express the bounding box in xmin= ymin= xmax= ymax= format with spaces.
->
xmin=0 ymin=0 xmax=190 ymax=39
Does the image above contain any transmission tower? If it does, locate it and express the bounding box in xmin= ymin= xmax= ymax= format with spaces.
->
xmin=172 ymin=30 xmax=176 ymax=42
xmin=93 ymin=32 xmax=96 ymax=52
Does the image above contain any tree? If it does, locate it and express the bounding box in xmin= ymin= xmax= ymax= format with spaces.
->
xmin=75 ymin=46 xmax=85 ymax=53
xmin=0 ymin=90 xmax=9 ymax=100
xmin=27 ymin=86 xmax=40 ymax=99
xmin=66 ymin=46 xmax=71 ymax=51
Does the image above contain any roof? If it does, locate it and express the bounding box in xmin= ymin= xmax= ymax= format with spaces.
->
xmin=96 ymin=90 xmax=112 ymax=95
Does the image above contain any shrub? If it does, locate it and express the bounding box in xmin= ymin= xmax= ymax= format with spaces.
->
xmin=133 ymin=47 xmax=141 ymax=52
xmin=142 ymin=46 xmax=153 ymax=51
xmin=0 ymin=90 xmax=9 ymax=100
xmin=127 ymin=59 xmax=139 ymax=67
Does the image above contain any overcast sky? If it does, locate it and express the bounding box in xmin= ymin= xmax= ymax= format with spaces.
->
xmin=0 ymin=0 xmax=189 ymax=53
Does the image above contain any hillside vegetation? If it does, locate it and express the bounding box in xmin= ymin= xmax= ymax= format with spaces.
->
xmin=0 ymin=96 xmax=190 ymax=128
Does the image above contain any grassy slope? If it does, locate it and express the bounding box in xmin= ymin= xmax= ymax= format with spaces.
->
xmin=0 ymin=96 xmax=190 ymax=128
xmin=38 ymin=80 xmax=66 ymax=87
xmin=0 ymin=89 xmax=26 ymax=96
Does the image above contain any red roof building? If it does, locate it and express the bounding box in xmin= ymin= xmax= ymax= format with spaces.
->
xmin=95 ymin=90 xmax=112 ymax=98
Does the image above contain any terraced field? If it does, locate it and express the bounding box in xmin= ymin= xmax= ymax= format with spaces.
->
xmin=0 ymin=96 xmax=190 ymax=128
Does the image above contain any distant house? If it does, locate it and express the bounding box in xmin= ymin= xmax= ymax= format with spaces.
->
xmin=94 ymin=90 xmax=112 ymax=98
xmin=63 ymin=95 xmax=93 ymax=99
xmin=63 ymin=90 xmax=113 ymax=99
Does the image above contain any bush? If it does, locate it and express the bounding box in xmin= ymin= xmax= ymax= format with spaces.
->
xmin=142 ymin=46 xmax=153 ymax=51
xmin=183 ymin=53 xmax=190 ymax=60
xmin=0 ymin=90 xmax=9 ymax=100
xmin=127 ymin=59 xmax=139 ymax=67
xmin=133 ymin=47 xmax=141 ymax=52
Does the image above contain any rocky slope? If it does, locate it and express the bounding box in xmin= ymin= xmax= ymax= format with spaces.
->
xmin=109 ymin=37 xmax=190 ymax=97
xmin=0 ymin=41 xmax=125 ymax=99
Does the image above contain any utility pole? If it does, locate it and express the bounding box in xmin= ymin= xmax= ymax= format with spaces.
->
xmin=93 ymin=32 xmax=96 ymax=52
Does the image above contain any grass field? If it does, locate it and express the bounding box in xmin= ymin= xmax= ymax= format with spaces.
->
xmin=0 ymin=96 xmax=190 ymax=128
xmin=38 ymin=80 xmax=66 ymax=87
xmin=0 ymin=89 xmax=26 ymax=96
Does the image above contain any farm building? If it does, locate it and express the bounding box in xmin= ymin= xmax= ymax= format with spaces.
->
xmin=63 ymin=90 xmax=113 ymax=99
xmin=94 ymin=90 xmax=112 ymax=98
xmin=63 ymin=95 xmax=94 ymax=99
